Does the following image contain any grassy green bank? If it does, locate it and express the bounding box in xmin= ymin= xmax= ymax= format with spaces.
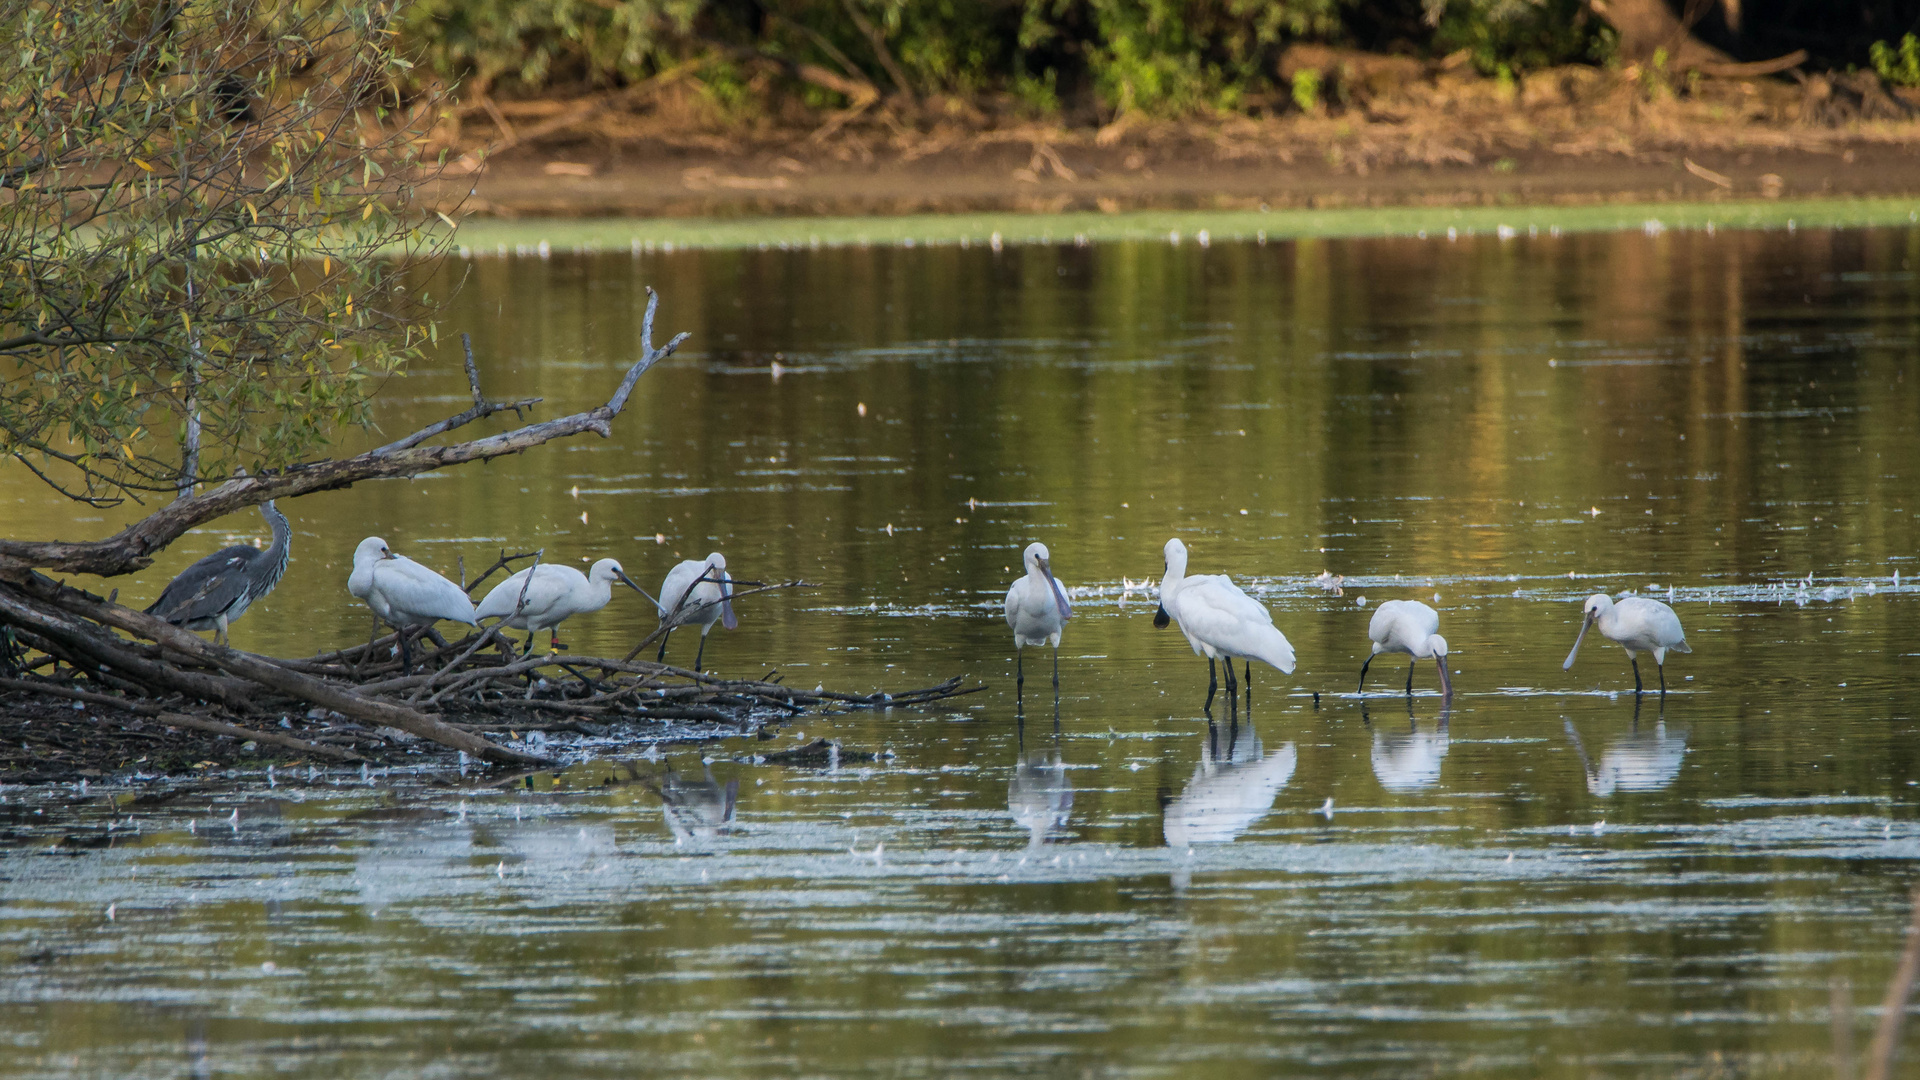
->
xmin=441 ymin=199 xmax=1920 ymax=254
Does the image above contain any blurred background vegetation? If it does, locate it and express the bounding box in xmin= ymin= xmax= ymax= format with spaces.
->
xmin=392 ymin=0 xmax=1919 ymax=121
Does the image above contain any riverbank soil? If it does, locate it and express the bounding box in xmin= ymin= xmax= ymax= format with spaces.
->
xmin=421 ymin=61 xmax=1920 ymax=218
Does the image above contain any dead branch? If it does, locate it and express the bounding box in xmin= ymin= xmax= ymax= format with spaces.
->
xmin=155 ymin=711 xmax=365 ymax=762
xmin=0 ymin=290 xmax=689 ymax=579
xmin=622 ymin=578 xmax=814 ymax=662
xmin=1864 ymin=881 xmax=1920 ymax=1080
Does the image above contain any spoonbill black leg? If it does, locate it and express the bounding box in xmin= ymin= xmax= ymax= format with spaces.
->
xmin=656 ymin=629 xmax=672 ymax=664
xmin=1204 ymin=657 xmax=1218 ymax=713
xmin=1631 ymin=656 xmax=1644 ymax=695
xmin=692 ymin=632 xmax=709 ymax=673
xmin=1405 ymin=658 xmax=1416 ymax=695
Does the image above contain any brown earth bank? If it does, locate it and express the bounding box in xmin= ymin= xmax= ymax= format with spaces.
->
xmin=420 ymin=62 xmax=1920 ymax=218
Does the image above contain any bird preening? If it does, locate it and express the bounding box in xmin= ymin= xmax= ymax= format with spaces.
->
xmin=348 ymin=537 xmax=476 ymax=670
xmin=653 ymin=553 xmax=737 ymax=672
xmin=1004 ymin=541 xmax=1072 ymax=704
xmin=1153 ymin=537 xmax=1295 ymax=713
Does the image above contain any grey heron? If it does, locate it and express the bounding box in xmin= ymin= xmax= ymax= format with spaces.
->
xmin=144 ymin=500 xmax=292 ymax=647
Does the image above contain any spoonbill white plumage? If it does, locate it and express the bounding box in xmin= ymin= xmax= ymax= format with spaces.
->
xmin=145 ymin=501 xmax=292 ymax=647
xmin=1563 ymin=593 xmax=1691 ymax=694
xmin=1004 ymin=542 xmax=1072 ymax=697
xmin=474 ymin=558 xmax=646 ymax=655
xmin=348 ymin=537 xmax=477 ymax=667
xmin=1358 ymin=599 xmax=1452 ymax=696
xmin=653 ymin=553 xmax=736 ymax=672
xmin=1153 ymin=537 xmax=1296 ymax=711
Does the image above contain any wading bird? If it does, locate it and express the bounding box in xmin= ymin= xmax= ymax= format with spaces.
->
xmin=1004 ymin=542 xmax=1072 ymax=699
xmin=347 ymin=537 xmax=478 ymax=668
xmin=1563 ymin=593 xmax=1691 ymax=695
xmin=1358 ymin=599 xmax=1452 ymax=696
xmin=475 ymin=558 xmax=646 ymax=656
xmin=653 ymin=553 xmax=736 ymax=672
xmin=145 ymin=500 xmax=292 ymax=647
xmin=1154 ymin=537 xmax=1295 ymax=711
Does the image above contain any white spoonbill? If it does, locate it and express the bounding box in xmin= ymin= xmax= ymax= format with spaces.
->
xmin=475 ymin=558 xmax=646 ymax=655
xmin=1004 ymin=541 xmax=1072 ymax=697
xmin=1563 ymin=593 xmax=1691 ymax=694
xmin=347 ymin=537 xmax=477 ymax=667
xmin=653 ymin=552 xmax=736 ymax=672
xmin=1358 ymin=599 xmax=1452 ymax=696
xmin=1153 ymin=537 xmax=1295 ymax=711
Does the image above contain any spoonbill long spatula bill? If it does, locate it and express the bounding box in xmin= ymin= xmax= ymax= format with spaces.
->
xmin=1563 ymin=593 xmax=1690 ymax=695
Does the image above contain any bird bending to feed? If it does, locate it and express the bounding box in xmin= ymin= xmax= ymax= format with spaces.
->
xmin=1004 ymin=541 xmax=1072 ymax=699
xmin=653 ymin=552 xmax=736 ymax=672
xmin=475 ymin=558 xmax=646 ymax=656
xmin=1153 ymin=537 xmax=1295 ymax=712
xmin=1359 ymin=599 xmax=1452 ymax=697
xmin=145 ymin=500 xmax=292 ymax=647
xmin=1563 ymin=592 xmax=1690 ymax=695
xmin=348 ymin=537 xmax=478 ymax=668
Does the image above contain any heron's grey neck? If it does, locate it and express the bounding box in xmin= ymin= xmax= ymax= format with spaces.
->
xmin=260 ymin=500 xmax=292 ymax=587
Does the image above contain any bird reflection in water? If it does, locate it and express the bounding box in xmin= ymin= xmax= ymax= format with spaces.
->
xmin=1008 ymin=705 xmax=1073 ymax=847
xmin=1161 ymin=717 xmax=1298 ymax=847
xmin=1363 ymin=700 xmax=1452 ymax=793
xmin=1563 ymin=700 xmax=1688 ymax=795
xmin=651 ymin=765 xmax=739 ymax=842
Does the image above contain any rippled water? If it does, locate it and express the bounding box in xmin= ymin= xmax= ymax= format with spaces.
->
xmin=6 ymin=224 xmax=1920 ymax=1076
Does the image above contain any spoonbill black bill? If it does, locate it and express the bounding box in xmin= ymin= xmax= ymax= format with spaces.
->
xmin=348 ymin=537 xmax=478 ymax=667
xmin=1563 ymin=593 xmax=1690 ymax=694
xmin=653 ymin=553 xmax=736 ymax=672
xmin=1153 ymin=537 xmax=1295 ymax=711
xmin=1358 ymin=599 xmax=1452 ymax=696
xmin=1004 ymin=542 xmax=1072 ymax=699
xmin=475 ymin=558 xmax=647 ymax=656
xmin=145 ymin=501 xmax=292 ymax=647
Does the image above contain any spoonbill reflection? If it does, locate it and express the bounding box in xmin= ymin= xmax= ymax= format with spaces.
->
xmin=1154 ymin=537 xmax=1295 ymax=712
xmin=1358 ymin=599 xmax=1452 ymax=697
xmin=1008 ymin=748 xmax=1073 ymax=848
xmin=146 ymin=501 xmax=292 ymax=647
xmin=1364 ymin=701 xmax=1451 ymax=792
xmin=348 ymin=537 xmax=477 ymax=667
xmin=1161 ymin=719 xmax=1298 ymax=846
xmin=475 ymin=558 xmax=647 ymax=655
xmin=1563 ymin=593 xmax=1691 ymax=694
xmin=1004 ymin=542 xmax=1072 ymax=699
xmin=653 ymin=765 xmax=739 ymax=841
xmin=1564 ymin=714 xmax=1687 ymax=795
xmin=654 ymin=553 xmax=736 ymax=672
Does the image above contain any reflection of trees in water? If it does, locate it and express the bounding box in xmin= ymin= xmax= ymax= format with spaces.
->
xmin=1161 ymin=719 xmax=1297 ymax=847
xmin=1366 ymin=703 xmax=1451 ymax=793
xmin=1008 ymin=748 xmax=1074 ymax=849
xmin=1564 ymin=714 xmax=1688 ymax=796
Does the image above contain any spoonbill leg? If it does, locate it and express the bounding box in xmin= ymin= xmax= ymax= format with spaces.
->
xmin=1630 ymin=656 xmax=1644 ymax=695
xmin=692 ymin=631 xmax=710 ymax=673
xmin=656 ymin=629 xmax=673 ymax=664
xmin=1204 ymin=657 xmax=1219 ymax=713
xmin=1051 ymin=647 xmax=1060 ymax=691
xmin=1658 ymin=661 xmax=1667 ymax=695
xmin=1405 ymin=658 xmax=1417 ymax=695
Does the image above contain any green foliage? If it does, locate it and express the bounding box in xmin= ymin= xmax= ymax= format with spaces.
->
xmin=399 ymin=0 xmax=698 ymax=94
xmin=0 ymin=0 xmax=447 ymax=504
xmin=1870 ymin=34 xmax=1920 ymax=88
xmin=1291 ymin=67 xmax=1321 ymax=111
xmin=1430 ymin=0 xmax=1616 ymax=76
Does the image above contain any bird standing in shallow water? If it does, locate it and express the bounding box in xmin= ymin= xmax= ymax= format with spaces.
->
xmin=145 ymin=501 xmax=292 ymax=647
xmin=348 ymin=537 xmax=477 ymax=668
xmin=475 ymin=558 xmax=647 ymax=656
xmin=653 ymin=553 xmax=736 ymax=672
xmin=1359 ymin=599 xmax=1452 ymax=697
xmin=1563 ymin=592 xmax=1691 ymax=695
xmin=1154 ymin=537 xmax=1295 ymax=712
xmin=1004 ymin=541 xmax=1072 ymax=702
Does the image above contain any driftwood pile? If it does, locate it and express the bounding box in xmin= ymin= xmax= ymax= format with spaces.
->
xmin=0 ymin=292 xmax=979 ymax=773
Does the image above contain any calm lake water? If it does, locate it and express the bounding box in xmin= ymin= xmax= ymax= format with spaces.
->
xmin=6 ymin=224 xmax=1920 ymax=1077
